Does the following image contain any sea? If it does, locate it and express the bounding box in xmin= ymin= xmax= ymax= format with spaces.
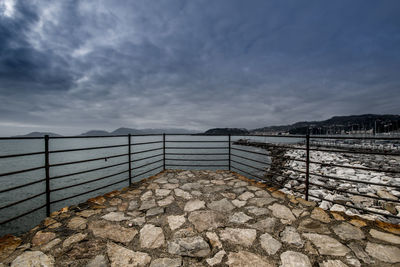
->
xmin=0 ymin=135 xmax=301 ymax=236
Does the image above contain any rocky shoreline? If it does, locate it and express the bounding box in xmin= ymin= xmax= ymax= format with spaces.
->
xmin=234 ymin=140 xmax=400 ymax=224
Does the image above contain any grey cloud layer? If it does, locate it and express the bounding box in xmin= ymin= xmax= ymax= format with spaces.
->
xmin=1 ymin=0 xmax=399 ymax=135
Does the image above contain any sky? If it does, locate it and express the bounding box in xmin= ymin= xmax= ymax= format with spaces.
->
xmin=0 ymin=0 xmax=399 ymax=136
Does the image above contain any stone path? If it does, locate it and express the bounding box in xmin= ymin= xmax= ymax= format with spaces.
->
xmin=1 ymin=170 xmax=400 ymax=266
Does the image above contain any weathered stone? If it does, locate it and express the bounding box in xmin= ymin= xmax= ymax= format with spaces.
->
xmin=268 ymin=203 xmax=295 ymax=222
xmin=88 ymin=196 xmax=106 ymax=205
xmin=221 ymin=192 xmax=236 ymax=199
xmin=76 ymin=209 xmax=101 ymax=218
xmin=48 ymin=222 xmax=62 ymax=229
xmin=109 ymin=198 xmax=122 ymax=206
xmin=310 ymin=208 xmax=331 ymax=223
xmin=219 ymin=228 xmax=256 ymax=247
xmin=207 ymin=198 xmax=235 ymax=213
xmin=365 ymin=242 xmax=400 ymax=263
xmin=231 ymin=199 xmax=246 ymax=208
xmin=238 ymin=191 xmax=255 ymax=201
xmin=67 ymin=216 xmax=87 ymax=230
xmin=377 ymin=190 xmax=398 ymax=201
xmin=181 ymin=182 xmax=202 ymax=191
xmin=128 ymin=200 xmax=139 ymax=210
xmin=347 ymin=242 xmax=373 ymax=264
xmin=11 ymin=251 xmax=54 ymax=267
xmin=248 ymin=197 xmax=276 ymax=207
xmin=260 ymin=233 xmax=281 ymax=255
xmin=303 ymin=233 xmax=350 ymax=256
xmin=131 ymin=216 xmax=146 ymax=226
xmin=369 ymin=229 xmax=400 ymax=244
xmin=40 ymin=238 xmax=61 ymax=252
xmin=155 ymin=189 xmax=171 ymax=197
xmin=63 ymin=233 xmax=87 ymax=248
xmin=0 ymin=235 xmax=22 ymax=261
xmin=206 ymin=232 xmax=223 ymax=249
xmin=140 ymin=224 xmax=165 ymax=248
xmin=255 ymin=190 xmax=271 ymax=198
xmin=168 ymin=236 xmax=210 ymax=257
xmin=226 ymin=251 xmax=273 ymax=267
xmin=162 ymin=183 xmax=179 ymax=190
xmin=86 ymin=255 xmax=108 ymax=267
xmin=150 ymin=258 xmax=182 ymax=267
xmin=174 ymin=188 xmax=192 ymax=200
xmin=167 ymin=215 xmax=186 ymax=231
xmin=157 ymin=195 xmax=174 ymax=206
xmin=332 ymin=222 xmax=365 ymax=240
xmin=147 ymin=183 xmax=160 ymax=190
xmin=89 ymin=220 xmax=137 ymax=243
xmin=349 ymin=219 xmax=367 ymax=228
xmin=229 ymin=212 xmax=252 ymax=224
xmin=296 ymin=198 xmax=316 ymax=207
xmin=245 ymin=206 xmax=269 ymax=216
xmin=118 ymin=202 xmax=129 ymax=211
xmin=249 ymin=218 xmax=277 ymax=233
xmin=140 ymin=191 xmax=153 ymax=201
xmin=320 ymin=260 xmax=348 ymax=267
xmin=280 ymin=226 xmax=304 ymax=247
xmin=184 ymin=199 xmax=205 ymax=212
xmin=107 ymin=242 xmax=151 ymax=267
xmin=280 ymin=251 xmax=311 ymax=267
xmin=146 ymin=207 xmax=164 ymax=217
xmin=331 ymin=212 xmax=345 ymax=221
xmin=43 ymin=217 xmax=57 ymax=227
xmin=102 ymin=212 xmax=131 ymax=222
xmin=188 ymin=210 xmax=225 ymax=232
xmin=32 ymin=231 xmax=56 ymax=247
xmin=298 ymin=218 xmax=331 ymax=234
xmin=206 ymin=250 xmax=226 ymax=266
xmin=139 ymin=199 xmax=157 ymax=210
xmin=304 ymin=241 xmax=318 ymax=255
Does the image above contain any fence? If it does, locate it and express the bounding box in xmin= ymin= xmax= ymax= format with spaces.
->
xmin=0 ymin=134 xmax=400 ymax=234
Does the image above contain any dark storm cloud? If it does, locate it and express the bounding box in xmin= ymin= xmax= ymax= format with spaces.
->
xmin=0 ymin=0 xmax=399 ymax=135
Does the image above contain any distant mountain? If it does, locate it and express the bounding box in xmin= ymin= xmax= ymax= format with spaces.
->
xmin=252 ymin=114 xmax=400 ymax=135
xmin=204 ymin=128 xmax=249 ymax=135
xmin=110 ymin=127 xmax=198 ymax=135
xmin=80 ymin=130 xmax=111 ymax=136
xmin=16 ymin=132 xmax=63 ymax=137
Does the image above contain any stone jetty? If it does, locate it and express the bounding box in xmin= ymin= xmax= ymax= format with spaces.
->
xmin=1 ymin=170 xmax=400 ymax=266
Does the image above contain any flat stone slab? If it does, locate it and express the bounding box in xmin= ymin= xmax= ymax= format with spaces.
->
xmin=3 ymin=170 xmax=400 ymax=267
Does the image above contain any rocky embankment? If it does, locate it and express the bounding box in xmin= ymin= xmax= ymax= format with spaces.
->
xmin=1 ymin=170 xmax=400 ymax=266
xmin=235 ymin=140 xmax=400 ymax=224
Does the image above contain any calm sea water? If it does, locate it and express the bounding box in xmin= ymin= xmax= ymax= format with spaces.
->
xmin=0 ymin=135 xmax=301 ymax=235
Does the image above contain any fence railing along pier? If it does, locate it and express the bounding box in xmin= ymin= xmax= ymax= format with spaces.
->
xmin=0 ymin=133 xmax=400 ymax=234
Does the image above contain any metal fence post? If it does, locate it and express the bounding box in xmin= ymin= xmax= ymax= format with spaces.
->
xmin=228 ymin=134 xmax=231 ymax=171
xmin=305 ymin=133 xmax=310 ymax=201
xmin=44 ymin=135 xmax=50 ymax=217
xmin=163 ymin=133 xmax=166 ymax=170
xmin=128 ymin=134 xmax=132 ymax=186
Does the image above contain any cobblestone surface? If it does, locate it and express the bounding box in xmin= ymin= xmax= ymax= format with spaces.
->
xmin=1 ymin=170 xmax=400 ymax=266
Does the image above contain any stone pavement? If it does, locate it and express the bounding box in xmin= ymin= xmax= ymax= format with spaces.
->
xmin=1 ymin=170 xmax=400 ymax=266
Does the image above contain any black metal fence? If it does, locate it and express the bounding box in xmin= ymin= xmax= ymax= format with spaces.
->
xmin=1 ymin=134 xmax=400 ymax=233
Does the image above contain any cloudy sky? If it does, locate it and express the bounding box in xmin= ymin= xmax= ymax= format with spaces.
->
xmin=1 ymin=0 xmax=399 ymax=135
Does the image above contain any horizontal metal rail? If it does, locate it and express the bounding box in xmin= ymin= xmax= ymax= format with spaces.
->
xmin=50 ymin=153 xmax=129 ymax=167
xmin=49 ymin=144 xmax=128 ymax=154
xmin=231 ymin=153 xmax=271 ymax=165
xmin=51 ymin=170 xmax=129 ymax=192
xmin=50 ymin=177 xmax=128 ymax=204
xmin=308 ymin=193 xmax=400 ymax=219
xmin=0 ymin=191 xmax=46 ymax=211
xmin=231 ymin=147 xmax=270 ymax=156
xmin=131 ymin=141 xmax=163 ymax=146
xmin=131 ymin=147 xmax=163 ymax=155
xmin=132 ymin=159 xmax=164 ymax=170
xmin=0 ymin=165 xmax=44 ymax=178
xmin=231 ymin=166 xmax=265 ymax=181
xmin=308 ymin=181 xmax=400 ymax=204
xmin=287 ymin=157 xmax=400 ymax=174
xmin=50 ymin=161 xmax=129 ymax=180
xmin=132 ymin=165 xmax=163 ymax=178
xmin=309 ymin=147 xmax=400 ymax=156
xmin=0 ymin=178 xmax=46 ymax=194
xmin=167 ymin=164 xmax=228 ymax=168
xmin=165 ymin=152 xmax=228 ymax=156
xmin=231 ymin=159 xmax=266 ymax=173
xmin=166 ymin=147 xmax=228 ymax=149
xmin=287 ymin=167 xmax=400 ymax=190
xmin=166 ymin=158 xmax=228 ymax=162
xmin=133 ymin=153 xmax=163 ymax=162
xmin=165 ymin=140 xmax=229 ymax=143
xmin=0 ymin=204 xmax=47 ymax=225
xmin=0 ymin=151 xmax=45 ymax=159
